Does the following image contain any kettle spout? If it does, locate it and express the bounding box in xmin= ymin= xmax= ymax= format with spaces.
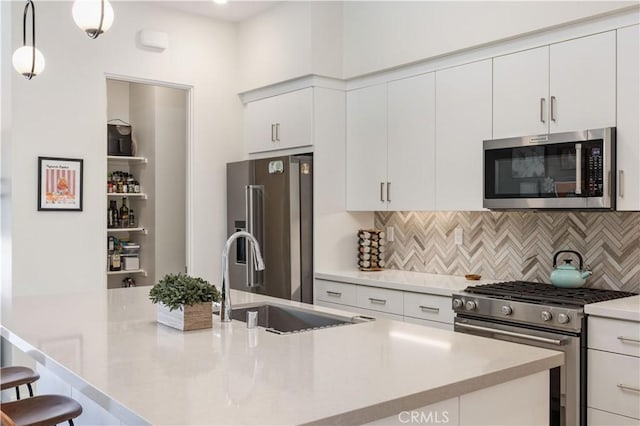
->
xmin=581 ymin=270 xmax=593 ymax=280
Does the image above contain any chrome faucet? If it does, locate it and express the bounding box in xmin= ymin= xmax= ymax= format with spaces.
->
xmin=220 ymin=231 xmax=265 ymax=322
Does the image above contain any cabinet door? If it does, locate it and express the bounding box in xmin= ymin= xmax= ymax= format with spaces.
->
xmin=346 ymin=84 xmax=388 ymax=211
xmin=493 ymin=46 xmax=549 ymax=138
xmin=245 ymin=88 xmax=313 ymax=154
xmin=549 ymin=31 xmax=616 ymax=133
xmin=387 ymin=73 xmax=436 ymax=210
xmin=617 ymin=25 xmax=640 ymax=211
xmin=435 ymin=60 xmax=492 ymax=211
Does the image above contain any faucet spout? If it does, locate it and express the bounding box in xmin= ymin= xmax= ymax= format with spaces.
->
xmin=221 ymin=231 xmax=265 ymax=322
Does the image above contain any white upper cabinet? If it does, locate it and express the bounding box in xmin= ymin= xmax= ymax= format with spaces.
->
xmin=346 ymin=83 xmax=388 ymax=211
xmin=493 ymin=31 xmax=616 ymax=138
xmin=435 ymin=60 xmax=492 ymax=211
xmin=387 ymin=73 xmax=436 ymax=211
xmin=493 ymin=46 xmax=549 ymax=139
xmin=245 ymin=88 xmax=313 ymax=153
xmin=549 ymin=31 xmax=616 ymax=133
xmin=616 ymin=24 xmax=640 ymax=211
xmin=346 ymin=73 xmax=436 ymax=211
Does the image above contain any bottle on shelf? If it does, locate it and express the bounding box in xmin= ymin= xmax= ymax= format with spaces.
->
xmin=110 ymin=251 xmax=122 ymax=271
xmin=108 ymin=200 xmax=119 ymax=228
xmin=128 ymin=209 xmax=136 ymax=228
xmin=120 ymin=197 xmax=129 ymax=228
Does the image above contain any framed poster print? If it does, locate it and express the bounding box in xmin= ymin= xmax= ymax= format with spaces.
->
xmin=38 ymin=157 xmax=83 ymax=211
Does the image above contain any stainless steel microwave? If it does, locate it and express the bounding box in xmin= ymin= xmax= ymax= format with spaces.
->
xmin=483 ymin=128 xmax=616 ymax=209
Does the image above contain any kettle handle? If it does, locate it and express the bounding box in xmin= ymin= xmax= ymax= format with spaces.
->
xmin=553 ymin=250 xmax=584 ymax=269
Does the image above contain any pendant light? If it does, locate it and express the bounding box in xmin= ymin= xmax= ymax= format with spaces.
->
xmin=12 ymin=0 xmax=45 ymax=79
xmin=72 ymin=0 xmax=114 ymax=39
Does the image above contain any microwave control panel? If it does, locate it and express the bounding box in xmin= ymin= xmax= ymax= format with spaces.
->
xmin=586 ymin=146 xmax=603 ymax=197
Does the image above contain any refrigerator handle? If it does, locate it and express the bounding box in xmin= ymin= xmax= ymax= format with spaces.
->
xmin=245 ymin=185 xmax=264 ymax=288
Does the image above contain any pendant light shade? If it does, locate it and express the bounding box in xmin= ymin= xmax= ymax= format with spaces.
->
xmin=12 ymin=0 xmax=44 ymax=79
xmin=72 ymin=0 xmax=114 ymax=39
xmin=12 ymin=46 xmax=45 ymax=78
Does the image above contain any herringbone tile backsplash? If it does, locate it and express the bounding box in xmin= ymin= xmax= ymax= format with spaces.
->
xmin=375 ymin=211 xmax=640 ymax=293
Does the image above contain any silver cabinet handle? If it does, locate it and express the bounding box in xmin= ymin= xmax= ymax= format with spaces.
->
xmin=550 ymin=96 xmax=557 ymax=122
xmin=575 ymin=143 xmax=582 ymax=195
xmin=380 ymin=182 xmax=385 ymax=203
xmin=271 ymin=124 xmax=275 ymax=142
xmin=275 ymin=123 xmax=280 ymax=142
xmin=326 ymin=291 xmax=342 ymax=297
xmin=540 ymin=98 xmax=546 ymax=123
xmin=617 ymin=384 xmax=640 ymax=393
xmin=419 ymin=305 xmax=440 ymax=313
xmin=368 ymin=297 xmax=387 ymax=305
xmin=618 ymin=336 xmax=640 ymax=344
xmin=456 ymin=322 xmax=567 ymax=346
xmin=387 ymin=182 xmax=391 ymax=202
xmin=619 ymin=170 xmax=625 ymax=198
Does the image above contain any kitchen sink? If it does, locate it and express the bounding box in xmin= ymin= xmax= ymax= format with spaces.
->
xmin=217 ymin=303 xmax=374 ymax=335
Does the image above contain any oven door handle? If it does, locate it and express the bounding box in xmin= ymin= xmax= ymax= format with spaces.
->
xmin=456 ymin=322 xmax=568 ymax=346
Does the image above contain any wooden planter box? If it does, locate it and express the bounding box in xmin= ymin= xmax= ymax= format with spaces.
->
xmin=156 ymin=302 xmax=212 ymax=331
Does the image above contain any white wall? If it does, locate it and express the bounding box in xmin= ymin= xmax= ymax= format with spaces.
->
xmin=1 ymin=0 xmax=12 ymax=302
xmin=8 ymin=1 xmax=242 ymax=296
xmin=343 ymin=1 xmax=637 ymax=78
xmin=106 ymin=80 xmax=130 ymax=123
xmin=237 ymin=2 xmax=343 ymax=92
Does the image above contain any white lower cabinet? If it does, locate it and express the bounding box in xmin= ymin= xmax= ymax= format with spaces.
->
xmin=314 ymin=278 xmax=453 ymax=327
xmin=588 ymin=408 xmax=640 ymax=426
xmin=366 ymin=371 xmax=548 ymax=426
xmin=588 ymin=315 xmax=640 ymax=423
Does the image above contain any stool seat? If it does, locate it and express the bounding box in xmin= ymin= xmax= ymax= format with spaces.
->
xmin=1 ymin=394 xmax=82 ymax=426
xmin=0 ymin=367 xmax=40 ymax=391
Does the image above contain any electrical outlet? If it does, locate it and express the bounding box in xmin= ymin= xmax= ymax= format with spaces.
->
xmin=454 ymin=227 xmax=463 ymax=245
xmin=386 ymin=226 xmax=395 ymax=242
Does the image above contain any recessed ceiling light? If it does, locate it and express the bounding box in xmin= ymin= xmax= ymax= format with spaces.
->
xmin=213 ymin=0 xmax=228 ymax=5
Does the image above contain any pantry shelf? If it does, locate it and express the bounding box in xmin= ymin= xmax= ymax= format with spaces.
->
xmin=107 ymin=156 xmax=148 ymax=163
xmin=107 ymin=269 xmax=147 ymax=277
xmin=107 ymin=193 xmax=148 ymax=199
xmin=107 ymin=227 xmax=147 ymax=234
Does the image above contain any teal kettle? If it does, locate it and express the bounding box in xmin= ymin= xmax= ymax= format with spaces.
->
xmin=550 ymin=250 xmax=592 ymax=288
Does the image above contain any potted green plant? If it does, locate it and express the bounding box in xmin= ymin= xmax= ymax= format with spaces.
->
xmin=149 ymin=273 xmax=221 ymax=331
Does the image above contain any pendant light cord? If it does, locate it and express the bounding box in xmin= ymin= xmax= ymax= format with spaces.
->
xmin=90 ymin=0 xmax=105 ymax=39
xmin=22 ymin=0 xmax=36 ymax=80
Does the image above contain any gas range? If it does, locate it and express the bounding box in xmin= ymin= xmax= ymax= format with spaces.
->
xmin=452 ymin=281 xmax=636 ymax=333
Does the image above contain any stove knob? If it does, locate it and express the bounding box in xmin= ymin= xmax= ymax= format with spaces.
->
xmin=452 ymin=299 xmax=463 ymax=309
xmin=501 ymin=305 xmax=512 ymax=316
xmin=541 ymin=311 xmax=553 ymax=322
xmin=465 ymin=300 xmax=477 ymax=311
xmin=557 ymin=313 xmax=570 ymax=324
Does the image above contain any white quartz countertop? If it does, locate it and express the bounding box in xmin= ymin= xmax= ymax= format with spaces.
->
xmin=1 ymin=287 xmax=562 ymax=425
xmin=585 ymin=294 xmax=640 ymax=322
xmin=315 ymin=269 xmax=498 ymax=296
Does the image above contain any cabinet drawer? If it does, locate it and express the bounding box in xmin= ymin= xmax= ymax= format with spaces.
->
xmin=403 ymin=292 xmax=453 ymax=324
xmin=588 ymin=349 xmax=640 ymax=419
xmin=589 ymin=316 xmax=640 ymax=357
xmin=588 ymin=408 xmax=640 ymax=426
xmin=315 ymin=279 xmax=357 ymax=306
xmin=356 ymin=286 xmax=403 ymax=315
xmin=404 ymin=316 xmax=453 ymax=331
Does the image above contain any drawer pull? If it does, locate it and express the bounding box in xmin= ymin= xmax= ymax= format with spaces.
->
xmin=369 ymin=297 xmax=387 ymax=305
xmin=617 ymin=384 xmax=640 ymax=393
xmin=617 ymin=336 xmax=640 ymax=344
xmin=419 ymin=305 xmax=440 ymax=313
xmin=326 ymin=291 xmax=342 ymax=298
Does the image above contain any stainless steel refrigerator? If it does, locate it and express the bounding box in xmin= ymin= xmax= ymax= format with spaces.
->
xmin=226 ymin=155 xmax=313 ymax=303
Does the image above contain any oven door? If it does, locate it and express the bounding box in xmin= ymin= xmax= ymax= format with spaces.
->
xmin=455 ymin=315 xmax=582 ymax=426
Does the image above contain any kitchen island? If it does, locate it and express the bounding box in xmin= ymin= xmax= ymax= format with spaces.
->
xmin=1 ymin=287 xmax=563 ymax=425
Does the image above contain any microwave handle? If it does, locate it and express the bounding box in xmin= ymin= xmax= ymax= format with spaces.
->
xmin=575 ymin=143 xmax=582 ymax=195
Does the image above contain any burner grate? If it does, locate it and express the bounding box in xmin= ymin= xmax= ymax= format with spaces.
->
xmin=465 ymin=281 xmax=637 ymax=306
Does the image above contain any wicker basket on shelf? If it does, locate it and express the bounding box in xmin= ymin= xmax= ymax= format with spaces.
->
xmin=357 ymin=229 xmax=386 ymax=271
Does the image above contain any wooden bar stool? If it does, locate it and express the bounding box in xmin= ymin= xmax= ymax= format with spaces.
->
xmin=1 ymin=394 xmax=82 ymax=426
xmin=0 ymin=367 xmax=40 ymax=400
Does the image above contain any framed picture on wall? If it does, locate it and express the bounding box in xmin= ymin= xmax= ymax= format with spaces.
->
xmin=38 ymin=157 xmax=84 ymax=211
